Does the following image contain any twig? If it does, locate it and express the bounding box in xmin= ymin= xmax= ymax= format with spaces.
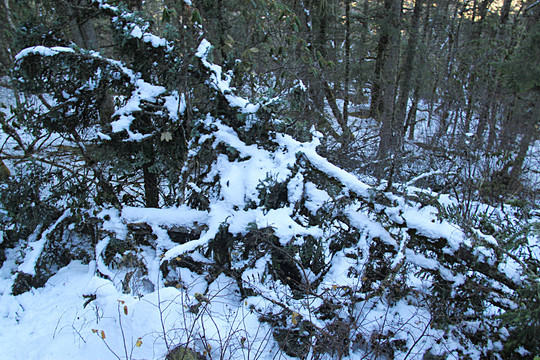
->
xmin=157 ymin=278 xmax=170 ymax=351
xmin=97 ymin=335 xmax=122 ymax=360
xmin=117 ymin=302 xmax=129 ymax=360
xmin=0 ymin=114 xmax=27 ymax=152
xmin=71 ymin=325 xmax=87 ymax=345
xmin=402 ymin=317 xmax=432 ymax=360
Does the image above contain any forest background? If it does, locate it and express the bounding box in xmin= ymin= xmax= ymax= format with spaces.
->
xmin=0 ymin=0 xmax=539 ymax=359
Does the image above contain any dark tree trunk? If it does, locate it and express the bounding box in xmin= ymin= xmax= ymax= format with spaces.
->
xmin=405 ymin=85 xmax=420 ymax=140
xmin=0 ymin=0 xmax=15 ymax=74
xmin=143 ymin=147 xmax=159 ymax=208
xmin=394 ymin=0 xmax=424 ymax=144
xmin=370 ymin=27 xmax=389 ymax=118
xmin=474 ymin=96 xmax=490 ymax=146
xmin=342 ymin=0 xmax=351 ymax=142
xmin=376 ymin=0 xmax=402 ymax=164
xmin=66 ymin=0 xmax=98 ymax=50
xmin=500 ymin=0 xmax=513 ymax=25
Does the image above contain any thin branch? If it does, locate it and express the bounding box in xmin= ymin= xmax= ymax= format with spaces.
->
xmin=0 ymin=115 xmax=27 ymax=152
xmin=0 ymin=153 xmax=86 ymax=176
xmin=403 ymin=316 xmax=432 ymax=360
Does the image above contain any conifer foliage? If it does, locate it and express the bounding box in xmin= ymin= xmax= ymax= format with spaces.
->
xmin=0 ymin=1 xmax=539 ymax=359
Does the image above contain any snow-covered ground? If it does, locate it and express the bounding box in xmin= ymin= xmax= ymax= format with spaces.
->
xmin=1 ymin=116 xmax=532 ymax=358
xmin=1 ymin=7 xmax=538 ymax=356
xmin=0 ymin=258 xmax=278 ymax=360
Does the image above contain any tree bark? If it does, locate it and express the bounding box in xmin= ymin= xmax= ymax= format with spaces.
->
xmin=500 ymin=0 xmax=513 ymax=25
xmin=393 ymin=0 xmax=423 ymax=145
xmin=508 ymin=100 xmax=539 ymax=192
xmin=370 ymin=19 xmax=389 ymax=117
xmin=0 ymin=0 xmax=15 ymax=73
xmin=376 ymin=0 xmax=402 ymax=164
xmin=405 ymin=85 xmax=421 ymax=140
xmin=342 ymin=0 xmax=351 ymax=141
xmin=66 ymin=0 xmax=98 ymax=50
xmin=142 ymin=142 xmax=159 ymax=208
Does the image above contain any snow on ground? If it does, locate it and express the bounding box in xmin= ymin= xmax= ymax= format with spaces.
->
xmin=0 ymin=259 xmax=278 ymax=360
xmin=0 ymin=115 xmax=530 ymax=359
xmin=0 ymin=85 xmax=15 ymax=145
xmin=1 ymin=31 xmax=538 ymax=357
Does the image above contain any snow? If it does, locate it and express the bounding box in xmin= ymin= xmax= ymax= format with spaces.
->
xmin=0 ymin=262 xmax=119 ymax=360
xmin=14 ymin=46 xmax=75 ymax=61
xmin=3 ymin=4 xmax=538 ymax=358
xmin=401 ymin=207 xmax=467 ymax=251
xmin=264 ymin=208 xmax=323 ymax=243
xmin=276 ymin=131 xmax=371 ymax=197
xmin=1 ymin=96 xmax=533 ymax=358
xmin=196 ymin=40 xmax=260 ymax=114
xmin=142 ymin=33 xmax=168 ymax=48
xmin=405 ymin=249 xmax=439 ymax=270
xmin=472 ymin=228 xmax=499 ymax=246
xmin=14 ymin=42 xmax=173 ymax=142
xmin=111 ymin=80 xmax=166 ymax=139
xmin=498 ymin=257 xmax=523 ymax=283
xmin=122 ymin=205 xmax=208 ymax=228
xmin=18 ymin=210 xmax=71 ymax=276
xmin=346 ymin=209 xmax=398 ymax=248
xmin=516 ymin=346 xmax=531 ymax=356
xmin=0 ymin=260 xmax=278 ymax=360
xmin=195 ymin=39 xmax=212 ymax=58
xmin=163 ymin=91 xmax=186 ymax=121
xmin=1 ymin=119 xmax=534 ymax=360
xmin=303 ymin=182 xmax=329 ymax=213
xmin=129 ymin=25 xmax=143 ymax=39
xmin=95 ymin=0 xmax=171 ymax=50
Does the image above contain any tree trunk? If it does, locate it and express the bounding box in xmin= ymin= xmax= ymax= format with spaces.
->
xmin=486 ymin=102 xmax=499 ymax=151
xmin=393 ymin=0 xmax=423 ymax=144
xmin=216 ymin=0 xmax=227 ymax=62
xmin=342 ymin=0 xmax=351 ymax=142
xmin=142 ymin=142 xmax=159 ymax=208
xmin=312 ymin=0 xmax=330 ymax=113
xmin=508 ymin=100 xmax=539 ymax=192
xmin=474 ymin=96 xmax=490 ymax=146
xmin=500 ymin=0 xmax=513 ymax=25
xmin=376 ymin=0 xmax=402 ymax=164
xmin=66 ymin=0 xmax=98 ymax=50
xmin=0 ymin=0 xmax=14 ymax=73
xmin=370 ymin=24 xmax=389 ymax=117
xmin=405 ymin=85 xmax=420 ymax=140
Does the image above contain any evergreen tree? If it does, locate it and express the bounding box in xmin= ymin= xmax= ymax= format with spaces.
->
xmin=0 ymin=1 xmax=539 ymax=359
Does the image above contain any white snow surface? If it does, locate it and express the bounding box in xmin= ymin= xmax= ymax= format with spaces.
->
xmin=3 ymin=13 xmax=537 ymax=357
xmin=0 ymin=261 xmax=277 ymax=360
xmin=196 ymin=40 xmax=260 ymax=114
xmin=3 ymin=109 xmax=527 ymax=358
xmin=18 ymin=210 xmax=72 ymax=276
xmin=1 ymin=96 xmax=535 ymax=358
xmin=14 ymin=46 xmax=75 ymax=61
xmin=0 ymin=117 xmax=482 ymax=359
